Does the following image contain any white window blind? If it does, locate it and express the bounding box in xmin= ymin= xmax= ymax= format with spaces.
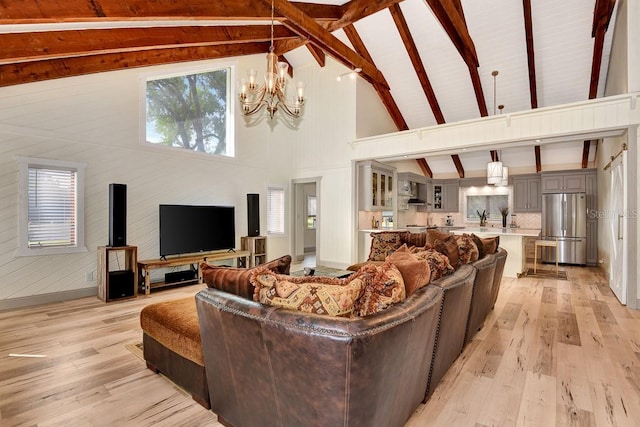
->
xmin=28 ymin=167 xmax=77 ymax=248
xmin=16 ymin=156 xmax=87 ymax=256
xmin=267 ymin=187 xmax=285 ymax=234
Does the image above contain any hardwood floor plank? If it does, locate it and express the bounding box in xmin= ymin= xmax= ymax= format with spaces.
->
xmin=557 ymin=311 xmax=582 ymax=346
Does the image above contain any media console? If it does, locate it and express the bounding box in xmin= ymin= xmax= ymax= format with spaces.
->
xmin=137 ymin=250 xmax=250 ymax=295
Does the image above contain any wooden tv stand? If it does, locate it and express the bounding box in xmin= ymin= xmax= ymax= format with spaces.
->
xmin=137 ymin=250 xmax=250 ymax=295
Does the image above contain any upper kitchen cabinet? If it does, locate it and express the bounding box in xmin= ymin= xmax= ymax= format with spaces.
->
xmin=513 ymin=175 xmax=541 ymax=212
xmin=432 ymin=179 xmax=459 ymax=212
xmin=541 ymin=172 xmax=586 ymax=193
xmin=358 ymin=161 xmax=396 ymax=211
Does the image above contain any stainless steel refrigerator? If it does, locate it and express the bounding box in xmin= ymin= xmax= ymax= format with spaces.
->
xmin=541 ymin=193 xmax=587 ymax=265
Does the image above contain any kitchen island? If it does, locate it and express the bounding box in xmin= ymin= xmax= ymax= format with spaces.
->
xmin=452 ymin=227 xmax=541 ymax=278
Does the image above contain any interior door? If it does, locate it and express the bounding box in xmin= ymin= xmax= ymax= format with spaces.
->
xmin=609 ymin=152 xmax=627 ymax=304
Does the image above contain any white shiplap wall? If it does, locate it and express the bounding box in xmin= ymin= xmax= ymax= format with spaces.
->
xmin=0 ymin=54 xmax=364 ymax=306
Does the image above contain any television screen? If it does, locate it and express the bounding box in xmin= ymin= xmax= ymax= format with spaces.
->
xmin=159 ymin=204 xmax=235 ymax=257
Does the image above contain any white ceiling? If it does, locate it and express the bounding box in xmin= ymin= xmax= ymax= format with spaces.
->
xmin=287 ymin=0 xmax=618 ymax=176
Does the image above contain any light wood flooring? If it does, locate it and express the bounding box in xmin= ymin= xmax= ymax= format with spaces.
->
xmin=1 ymin=265 xmax=639 ymax=426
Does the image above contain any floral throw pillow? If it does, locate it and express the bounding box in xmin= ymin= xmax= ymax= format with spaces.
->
xmin=352 ymin=262 xmax=406 ymax=316
xmin=250 ymin=268 xmax=365 ymax=317
xmin=454 ymin=233 xmax=480 ymax=265
xmin=413 ymin=249 xmax=455 ymax=283
xmin=368 ymin=231 xmax=408 ymax=261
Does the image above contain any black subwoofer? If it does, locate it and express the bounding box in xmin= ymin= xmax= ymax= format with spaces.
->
xmin=108 ymin=270 xmax=134 ymax=300
xmin=109 ymin=183 xmax=127 ymax=247
xmin=247 ymin=193 xmax=260 ymax=237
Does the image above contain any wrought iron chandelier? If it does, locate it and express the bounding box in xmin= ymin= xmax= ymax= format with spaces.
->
xmin=239 ymin=0 xmax=305 ymax=119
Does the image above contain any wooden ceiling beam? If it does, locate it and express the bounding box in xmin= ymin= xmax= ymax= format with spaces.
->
xmin=534 ymin=145 xmax=541 ymax=173
xmin=451 ymin=155 xmax=465 ymax=178
xmin=306 ymin=43 xmax=326 ymax=67
xmin=416 ymin=158 xmax=433 ymax=179
xmin=423 ymin=0 xmax=478 ymax=67
xmin=277 ymin=55 xmax=294 ymax=78
xmin=268 ymin=0 xmax=388 ymax=89
xmin=388 ymin=3 xmax=445 ymax=124
xmin=0 ymin=42 xmax=270 ymax=88
xmin=326 ymin=0 xmax=406 ymax=32
xmin=343 ymin=24 xmax=408 ymax=131
xmin=0 ymin=26 xmax=296 ymax=64
xmin=522 ymin=0 xmax=538 ymax=109
xmin=0 ymin=1 xmax=341 ymax=24
xmin=424 ymin=0 xmax=487 ymax=117
xmin=589 ymin=0 xmax=616 ymax=99
xmin=582 ymin=141 xmax=591 ymax=168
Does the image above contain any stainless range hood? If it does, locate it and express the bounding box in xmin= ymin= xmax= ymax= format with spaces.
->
xmin=407 ymin=198 xmax=427 ymax=205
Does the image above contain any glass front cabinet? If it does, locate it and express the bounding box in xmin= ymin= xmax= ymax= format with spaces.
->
xmin=359 ymin=161 xmax=395 ymax=211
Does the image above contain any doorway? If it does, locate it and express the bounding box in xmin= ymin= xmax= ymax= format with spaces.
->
xmin=608 ymin=150 xmax=627 ymax=304
xmin=292 ymin=178 xmax=320 ymax=266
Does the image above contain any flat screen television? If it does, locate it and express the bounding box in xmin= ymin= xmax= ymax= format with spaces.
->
xmin=159 ymin=204 xmax=235 ymax=257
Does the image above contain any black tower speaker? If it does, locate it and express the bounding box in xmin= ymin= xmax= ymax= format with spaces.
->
xmin=247 ymin=193 xmax=260 ymax=237
xmin=109 ymin=183 xmax=127 ymax=247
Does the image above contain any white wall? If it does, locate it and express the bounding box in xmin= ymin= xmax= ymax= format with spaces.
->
xmin=0 ymin=54 xmax=355 ymax=307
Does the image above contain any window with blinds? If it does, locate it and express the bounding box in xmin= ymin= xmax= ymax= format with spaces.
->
xmin=16 ymin=157 xmax=87 ymax=256
xmin=28 ymin=167 xmax=77 ymax=248
xmin=266 ymin=187 xmax=285 ymax=235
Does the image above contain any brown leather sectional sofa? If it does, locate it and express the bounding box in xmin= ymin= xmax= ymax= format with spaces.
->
xmin=194 ymin=236 xmax=507 ymax=427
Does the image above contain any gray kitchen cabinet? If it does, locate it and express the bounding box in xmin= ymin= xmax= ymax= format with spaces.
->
xmin=541 ymin=173 xmax=586 ymax=193
xmin=586 ymin=220 xmax=597 ymax=266
xmin=513 ymin=176 xmax=541 ymax=212
xmin=358 ymin=161 xmax=395 ymax=211
xmin=585 ymin=170 xmax=598 ymax=215
xmin=433 ymin=179 xmax=459 ymax=212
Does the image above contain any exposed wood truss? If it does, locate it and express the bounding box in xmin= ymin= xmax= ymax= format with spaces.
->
xmin=589 ymin=0 xmax=617 ymax=99
xmin=582 ymin=141 xmax=591 ymax=168
xmin=268 ymin=0 xmax=388 ymax=88
xmin=0 ymin=1 xmax=341 ymax=24
xmin=416 ymin=158 xmax=433 ymax=179
xmin=534 ymin=146 xmax=541 ymax=173
xmin=451 ymin=155 xmax=465 ymax=178
xmin=389 ymin=3 xmax=445 ymax=124
xmin=343 ymin=25 xmax=408 ymax=131
xmin=424 ymin=0 xmax=487 ymax=117
xmin=522 ymin=0 xmax=538 ymax=109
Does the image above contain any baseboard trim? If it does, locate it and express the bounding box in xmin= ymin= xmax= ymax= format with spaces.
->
xmin=0 ymin=287 xmax=97 ymax=312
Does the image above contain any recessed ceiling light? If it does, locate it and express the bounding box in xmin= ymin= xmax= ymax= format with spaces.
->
xmin=536 ymin=139 xmax=541 ymax=142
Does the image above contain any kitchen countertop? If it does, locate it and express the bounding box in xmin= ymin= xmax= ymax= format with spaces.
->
xmin=452 ymin=227 xmax=541 ymax=237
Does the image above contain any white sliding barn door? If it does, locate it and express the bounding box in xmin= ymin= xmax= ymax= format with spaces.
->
xmin=609 ymin=151 xmax=627 ymax=304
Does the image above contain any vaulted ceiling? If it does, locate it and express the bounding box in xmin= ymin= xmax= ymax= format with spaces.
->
xmin=0 ymin=0 xmax=619 ymax=177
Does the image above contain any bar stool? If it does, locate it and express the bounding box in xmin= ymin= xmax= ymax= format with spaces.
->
xmin=534 ymin=238 xmax=558 ymax=275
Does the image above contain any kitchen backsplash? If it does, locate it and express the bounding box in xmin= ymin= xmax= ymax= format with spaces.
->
xmin=361 ymin=210 xmax=542 ymax=230
xmin=398 ymin=211 xmax=542 ymax=229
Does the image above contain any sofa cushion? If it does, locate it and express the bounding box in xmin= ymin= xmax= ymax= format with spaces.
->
xmin=413 ymin=249 xmax=455 ymax=282
xmin=426 ymin=229 xmax=452 ymax=246
xmin=386 ymin=245 xmax=431 ymax=296
xmin=471 ymin=234 xmax=500 ymax=259
xmin=454 ymin=234 xmax=480 ymax=265
xmin=250 ymin=268 xmax=365 ymax=317
xmin=368 ymin=231 xmax=408 ymax=261
xmin=403 ymin=232 xmax=428 ymax=248
xmin=140 ymin=297 xmax=203 ymax=365
xmin=201 ymin=255 xmax=291 ymax=300
xmin=346 ymin=260 xmax=385 ymax=272
xmin=433 ymin=236 xmax=460 ymax=269
xmin=352 ymin=262 xmax=406 ymax=316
